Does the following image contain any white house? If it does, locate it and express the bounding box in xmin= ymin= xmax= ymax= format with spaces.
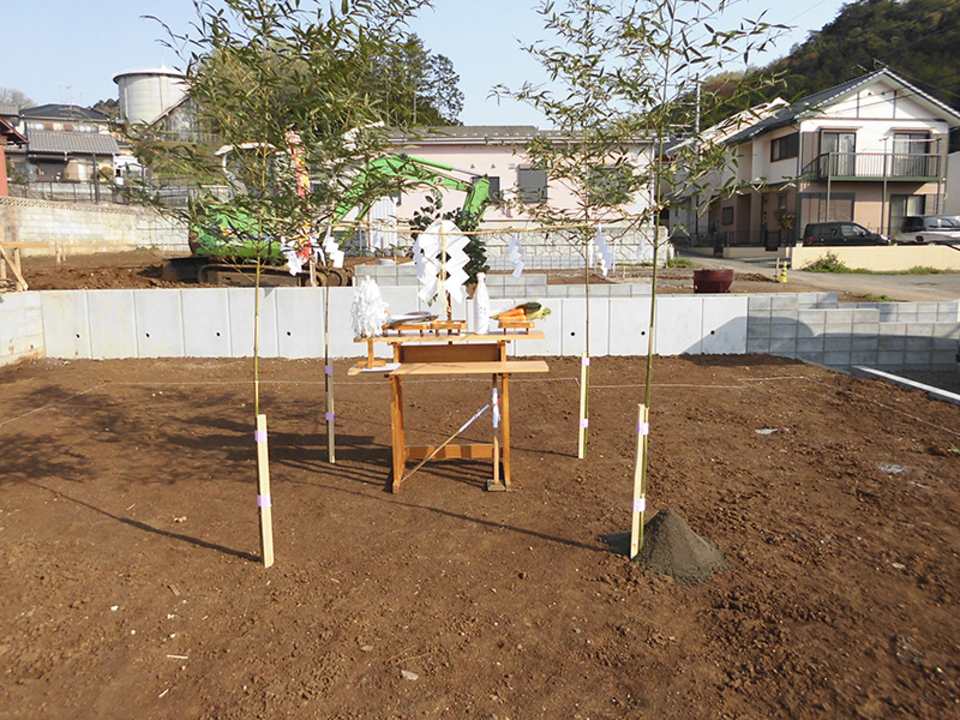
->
xmin=697 ymin=68 xmax=960 ymax=247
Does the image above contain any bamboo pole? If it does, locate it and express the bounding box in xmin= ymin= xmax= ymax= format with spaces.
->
xmin=256 ymin=413 xmax=275 ymax=568
xmin=577 ymin=353 xmax=590 ymax=459
xmin=324 ymin=280 xmax=336 ymax=463
xmin=630 ymin=403 xmax=650 ymax=559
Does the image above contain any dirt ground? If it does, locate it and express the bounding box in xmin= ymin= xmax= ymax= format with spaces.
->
xmin=15 ymin=249 xmax=833 ymax=298
xmin=2 ymin=354 xmax=959 ymax=719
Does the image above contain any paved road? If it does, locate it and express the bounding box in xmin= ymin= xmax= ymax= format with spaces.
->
xmin=685 ymin=252 xmax=960 ymax=302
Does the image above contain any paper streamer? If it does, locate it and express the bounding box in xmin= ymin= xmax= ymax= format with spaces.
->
xmin=637 ymin=422 xmax=650 ymax=436
xmin=322 ymin=227 xmax=344 ymax=268
xmin=507 ymin=233 xmax=525 ymax=278
xmin=325 ymin=412 xmax=335 ymax=422
xmin=254 ymin=430 xmax=267 ymax=443
xmin=579 ymin=418 xmax=589 ymax=429
xmin=633 ymin=497 xmax=646 ymax=514
xmin=593 ymin=225 xmax=615 ymax=277
xmin=258 ymin=494 xmax=272 ymax=508
xmin=492 ymin=388 xmax=500 ymax=429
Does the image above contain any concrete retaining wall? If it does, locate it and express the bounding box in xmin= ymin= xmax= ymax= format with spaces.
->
xmin=789 ymin=244 xmax=960 ymax=272
xmin=2 ymin=287 xmax=956 ymax=372
xmin=0 ymin=197 xmax=189 ymax=256
xmin=0 ymin=291 xmax=44 ymax=367
xmin=746 ymin=294 xmax=960 ymax=370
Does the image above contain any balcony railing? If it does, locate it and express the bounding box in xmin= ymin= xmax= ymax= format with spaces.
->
xmin=813 ymin=152 xmax=941 ymax=181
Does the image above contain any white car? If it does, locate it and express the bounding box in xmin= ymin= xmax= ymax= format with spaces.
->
xmin=893 ymin=215 xmax=960 ymax=245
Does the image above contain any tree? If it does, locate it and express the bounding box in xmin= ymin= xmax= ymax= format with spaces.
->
xmin=0 ymin=88 xmax=35 ymax=109
xmin=499 ymin=0 xmax=782 ymax=550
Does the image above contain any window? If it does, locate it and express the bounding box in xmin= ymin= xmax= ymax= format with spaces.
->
xmin=892 ymin=132 xmax=931 ymax=177
xmin=889 ymin=194 xmax=926 ymax=234
xmin=800 ymin=191 xmax=855 ymax=223
xmin=517 ymin=167 xmax=547 ymax=203
xmin=721 ymin=206 xmax=734 ymax=226
xmin=821 ymin=131 xmax=856 ymax=176
xmin=484 ymin=176 xmax=502 ymax=204
xmin=770 ymin=133 xmax=799 ymax=162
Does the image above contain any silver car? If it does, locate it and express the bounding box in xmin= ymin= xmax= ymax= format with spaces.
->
xmin=893 ymin=215 xmax=960 ymax=245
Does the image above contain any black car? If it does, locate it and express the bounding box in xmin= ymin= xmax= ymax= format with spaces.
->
xmin=801 ymin=222 xmax=889 ymax=246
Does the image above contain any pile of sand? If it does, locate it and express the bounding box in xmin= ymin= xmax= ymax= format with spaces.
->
xmin=604 ymin=508 xmax=727 ymax=586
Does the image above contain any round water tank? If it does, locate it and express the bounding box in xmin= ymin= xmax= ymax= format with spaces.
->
xmin=113 ymin=65 xmax=187 ymax=125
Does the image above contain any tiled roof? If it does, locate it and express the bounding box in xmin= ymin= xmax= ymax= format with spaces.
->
xmin=21 ymin=104 xmax=110 ymax=123
xmin=1 ymin=117 xmax=27 ymax=145
xmin=25 ymin=129 xmax=120 ymax=155
xmin=722 ymin=68 xmax=960 ymax=146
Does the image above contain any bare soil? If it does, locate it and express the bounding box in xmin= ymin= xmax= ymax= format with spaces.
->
xmin=17 ymin=250 xmax=848 ymax=299
xmin=2 ymin=354 xmax=959 ymax=719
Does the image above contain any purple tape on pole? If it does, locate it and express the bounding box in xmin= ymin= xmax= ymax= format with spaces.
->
xmin=325 ymin=365 xmax=334 ymax=375
xmin=579 ymin=418 xmax=589 ymax=429
xmin=254 ymin=430 xmax=267 ymax=443
xmin=637 ymin=422 xmax=650 ymax=436
xmin=633 ymin=497 xmax=646 ymax=514
xmin=258 ymin=494 xmax=272 ymax=508
xmin=325 ymin=412 xmax=335 ymax=422
xmin=492 ymin=388 xmax=500 ymax=429
xmin=581 ymin=356 xmax=591 ymax=367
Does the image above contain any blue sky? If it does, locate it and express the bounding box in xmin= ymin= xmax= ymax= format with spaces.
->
xmin=5 ymin=0 xmax=849 ymax=125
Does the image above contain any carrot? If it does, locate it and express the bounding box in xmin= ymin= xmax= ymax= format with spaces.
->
xmin=496 ymin=309 xmax=526 ymax=321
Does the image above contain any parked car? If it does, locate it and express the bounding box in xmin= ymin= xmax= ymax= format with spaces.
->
xmin=801 ymin=222 xmax=889 ymax=246
xmin=893 ymin=215 xmax=960 ymax=245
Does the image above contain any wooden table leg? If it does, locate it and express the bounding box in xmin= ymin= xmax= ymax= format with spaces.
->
xmin=390 ymin=375 xmax=406 ymax=492
xmin=501 ymin=373 xmax=511 ymax=489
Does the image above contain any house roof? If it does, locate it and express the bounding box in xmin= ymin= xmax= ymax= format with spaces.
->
xmin=24 ymin=129 xmax=120 ymax=155
xmin=21 ymin=104 xmax=110 ymax=123
xmin=1 ymin=117 xmax=27 ymax=145
xmin=723 ymin=68 xmax=960 ymax=146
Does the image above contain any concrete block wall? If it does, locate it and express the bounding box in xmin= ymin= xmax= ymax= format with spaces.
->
xmin=1 ymin=197 xmax=189 ymax=256
xmin=356 ymin=263 xmax=651 ymax=298
xmin=0 ymin=291 xmax=44 ymax=367
xmin=3 ymin=286 xmax=956 ymax=373
xmin=747 ymin=294 xmax=960 ymax=370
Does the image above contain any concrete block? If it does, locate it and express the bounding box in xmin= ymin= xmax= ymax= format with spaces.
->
xmin=852 ymin=322 xmax=880 ymax=337
xmin=275 ymin=287 xmax=326 ymax=359
xmin=560 ymin=297 xmax=587 ymax=356
xmin=851 ymin=335 xmax=880 ymax=351
xmin=851 ymin=308 xmax=880 ymax=324
xmin=769 ymin=323 xmax=799 ymax=339
xmin=88 ymin=290 xmax=138 ymax=359
xmin=544 ymin=286 xmax=570 ymax=297
xmin=748 ymin=296 xmax=773 ymax=311
xmin=771 ymin=312 xmax=799 ymax=325
xmin=824 ymin=309 xmax=855 ymax=328
xmin=655 ymin=296 xmax=702 ymax=356
xmin=0 ymin=291 xmax=44 ymax=365
xmin=824 ymin=336 xmax=853 ymax=352
xmin=701 ymin=296 xmax=748 ymax=355
xmin=769 ymin=337 xmax=798 ymax=355
xmin=746 ymin=337 xmax=771 ymax=354
xmin=182 ymin=288 xmax=232 ymax=358
xmin=747 ymin=324 xmax=771 ymax=339
xmin=587 ymin=298 xmax=610 ymax=357
xmin=135 ymin=289 xmax=184 ymax=358
xmin=770 ymin=295 xmax=799 ymax=310
xmin=877 ymin=350 xmax=906 ymax=367
xmin=905 ymin=336 xmax=933 ymax=351
xmin=904 ymin=352 xmax=932 ymax=368
xmin=851 ymin=351 xmax=879 ymax=366
xmin=796 ymin=352 xmax=825 ymax=364
xmin=878 ymin=335 xmax=907 ymax=351
xmin=228 ymin=288 xmax=279 ymax=358
xmin=629 ymin=284 xmax=653 ymax=296
xmin=797 ymin=337 xmax=825 ymax=353
xmin=879 ymin=322 xmax=908 ymax=336
xmin=607 ymin=297 xmax=651 ymax=356
xmin=823 ymin=351 xmax=852 ymax=367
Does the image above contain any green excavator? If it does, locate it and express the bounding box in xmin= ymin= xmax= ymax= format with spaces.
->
xmin=162 ymin=153 xmax=492 ymax=286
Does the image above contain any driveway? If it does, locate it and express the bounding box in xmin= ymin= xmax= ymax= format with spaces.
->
xmin=684 ymin=252 xmax=960 ymax=302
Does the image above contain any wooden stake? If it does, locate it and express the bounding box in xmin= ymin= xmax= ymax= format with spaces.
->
xmin=577 ymin=353 xmax=589 ymax=459
xmin=0 ymin=239 xmax=28 ymax=292
xmin=629 ymin=404 xmax=650 ymax=559
xmin=256 ymin=414 xmax=275 ymax=568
